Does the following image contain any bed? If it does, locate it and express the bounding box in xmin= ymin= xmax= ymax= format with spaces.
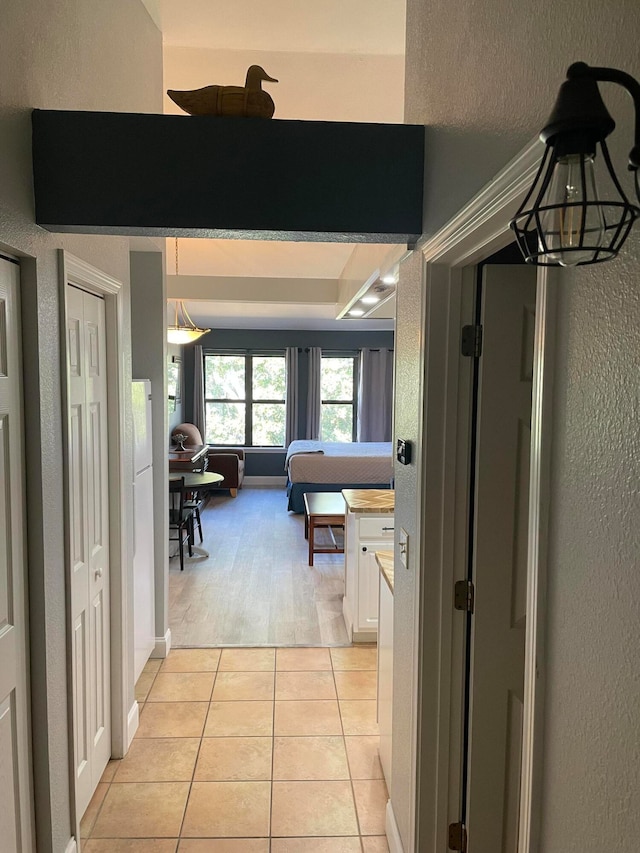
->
xmin=285 ymin=440 xmax=393 ymax=512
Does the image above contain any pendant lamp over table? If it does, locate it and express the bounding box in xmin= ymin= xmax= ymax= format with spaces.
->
xmin=167 ymin=237 xmax=210 ymax=344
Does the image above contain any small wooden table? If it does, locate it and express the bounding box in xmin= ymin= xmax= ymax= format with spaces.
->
xmin=303 ymin=492 xmax=346 ymax=567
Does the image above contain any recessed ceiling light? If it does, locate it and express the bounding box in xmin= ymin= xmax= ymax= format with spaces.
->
xmin=348 ymin=308 xmax=365 ymax=316
xmin=381 ymin=272 xmax=397 ymax=285
xmin=361 ymin=295 xmax=380 ymax=304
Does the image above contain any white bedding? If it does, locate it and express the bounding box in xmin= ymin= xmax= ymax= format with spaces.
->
xmin=286 ymin=440 xmax=393 ymax=484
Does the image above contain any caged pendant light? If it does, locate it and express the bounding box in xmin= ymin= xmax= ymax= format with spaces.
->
xmin=167 ymin=238 xmax=210 ymax=344
xmin=511 ymin=62 xmax=640 ymax=267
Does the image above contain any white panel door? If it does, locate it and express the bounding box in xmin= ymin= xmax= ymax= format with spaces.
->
xmin=467 ymin=265 xmax=536 ymax=853
xmin=66 ymin=285 xmax=110 ymax=819
xmin=0 ymin=258 xmax=34 ymax=851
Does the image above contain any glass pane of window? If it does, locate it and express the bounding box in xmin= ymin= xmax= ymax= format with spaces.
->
xmin=205 ymin=355 xmax=245 ymax=400
xmin=321 ymin=357 xmax=354 ymax=401
xmin=205 ymin=402 xmax=245 ymax=445
xmin=253 ymin=355 xmax=286 ymax=400
xmin=252 ymin=403 xmax=286 ymax=446
xmin=321 ymin=404 xmax=353 ymax=443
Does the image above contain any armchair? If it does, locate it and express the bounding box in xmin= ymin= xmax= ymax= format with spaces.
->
xmin=171 ymin=423 xmax=245 ymax=497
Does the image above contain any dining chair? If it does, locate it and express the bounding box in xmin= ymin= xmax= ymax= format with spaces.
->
xmin=183 ymin=488 xmax=205 ymax=544
xmin=169 ymin=477 xmax=194 ymax=571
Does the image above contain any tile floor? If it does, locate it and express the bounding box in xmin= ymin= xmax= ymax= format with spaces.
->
xmin=81 ymin=646 xmax=389 ymax=852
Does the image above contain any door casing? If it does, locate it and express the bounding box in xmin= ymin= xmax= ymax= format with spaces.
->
xmin=0 ymin=254 xmax=35 ymax=850
xmin=398 ymin=138 xmax=558 ymax=853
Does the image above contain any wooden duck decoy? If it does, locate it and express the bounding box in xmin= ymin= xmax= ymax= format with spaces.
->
xmin=167 ymin=65 xmax=278 ymax=119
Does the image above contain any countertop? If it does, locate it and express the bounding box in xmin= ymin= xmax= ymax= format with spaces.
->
xmin=342 ymin=488 xmax=395 ymax=513
xmin=375 ymin=550 xmax=394 ymax=593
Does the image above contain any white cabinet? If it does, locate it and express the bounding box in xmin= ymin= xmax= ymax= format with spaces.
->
xmin=343 ymin=511 xmax=394 ymax=642
xmin=378 ymin=567 xmax=394 ymax=786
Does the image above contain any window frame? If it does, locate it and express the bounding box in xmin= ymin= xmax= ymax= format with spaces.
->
xmin=203 ymin=349 xmax=287 ymax=447
xmin=320 ymin=351 xmax=359 ymax=442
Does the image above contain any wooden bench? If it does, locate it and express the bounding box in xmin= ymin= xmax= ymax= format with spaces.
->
xmin=303 ymin=492 xmax=346 ymax=567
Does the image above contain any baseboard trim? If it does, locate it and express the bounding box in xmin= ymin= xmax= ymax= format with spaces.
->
xmin=64 ymin=837 xmax=77 ymax=853
xmin=151 ymin=628 xmax=172 ymax=659
xmin=243 ymin=476 xmax=287 ymax=487
xmin=127 ymin=701 xmax=139 ymax=749
xmin=386 ymin=799 xmax=405 ymax=853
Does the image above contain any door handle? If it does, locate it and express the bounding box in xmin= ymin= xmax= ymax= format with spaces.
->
xmin=95 ymin=567 xmax=103 ymax=579
xmin=382 ymin=526 xmax=394 ymax=531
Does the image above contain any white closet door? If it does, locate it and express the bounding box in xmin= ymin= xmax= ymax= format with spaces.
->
xmin=67 ymin=285 xmax=110 ymax=818
xmin=0 ymin=258 xmax=34 ymax=851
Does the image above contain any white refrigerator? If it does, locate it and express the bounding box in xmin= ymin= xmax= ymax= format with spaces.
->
xmin=132 ymin=380 xmax=155 ymax=682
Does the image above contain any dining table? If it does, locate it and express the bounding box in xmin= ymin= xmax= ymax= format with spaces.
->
xmin=169 ymin=471 xmax=224 ymax=489
xmin=169 ymin=471 xmax=225 ymax=558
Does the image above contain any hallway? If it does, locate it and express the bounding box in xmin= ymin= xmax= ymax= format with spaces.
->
xmin=80 ymin=646 xmax=389 ymax=851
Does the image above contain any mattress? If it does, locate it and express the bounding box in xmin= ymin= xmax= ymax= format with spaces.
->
xmin=286 ymin=440 xmax=393 ymax=484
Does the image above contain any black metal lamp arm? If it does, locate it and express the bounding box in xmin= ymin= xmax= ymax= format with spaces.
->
xmin=568 ymin=62 xmax=640 ymax=169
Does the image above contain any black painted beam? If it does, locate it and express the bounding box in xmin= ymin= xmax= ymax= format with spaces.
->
xmin=32 ymin=110 xmax=424 ymax=242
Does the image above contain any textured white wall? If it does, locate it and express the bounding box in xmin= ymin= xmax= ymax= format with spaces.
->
xmin=402 ymin=0 xmax=640 ymax=850
xmin=131 ymin=252 xmax=173 ymax=647
xmin=0 ymin=2 xmax=162 ymax=850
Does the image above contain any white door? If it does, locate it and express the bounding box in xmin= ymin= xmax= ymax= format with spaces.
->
xmin=467 ymin=265 xmax=536 ymax=852
xmin=0 ymin=258 xmax=34 ymax=851
xmin=66 ymin=284 xmax=111 ymax=818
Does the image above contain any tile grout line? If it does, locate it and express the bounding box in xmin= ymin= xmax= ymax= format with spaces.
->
xmin=269 ymin=653 xmax=277 ymax=853
xmin=103 ymin=646 xmax=384 ymax=849
xmin=85 ymin=662 xmax=162 ymax=839
xmin=331 ymin=652 xmax=366 ymax=849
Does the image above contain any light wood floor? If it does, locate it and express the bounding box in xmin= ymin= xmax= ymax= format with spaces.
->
xmin=169 ymin=487 xmax=350 ymax=647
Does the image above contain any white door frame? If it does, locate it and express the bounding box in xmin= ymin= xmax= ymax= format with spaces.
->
xmin=404 ymin=138 xmax=558 ymax=853
xmin=59 ymin=252 xmax=133 ymax=839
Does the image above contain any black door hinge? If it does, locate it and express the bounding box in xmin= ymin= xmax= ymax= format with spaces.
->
xmin=461 ymin=324 xmax=482 ymax=357
xmin=454 ymin=580 xmax=475 ymax=613
xmin=448 ymin=821 xmax=468 ymax=851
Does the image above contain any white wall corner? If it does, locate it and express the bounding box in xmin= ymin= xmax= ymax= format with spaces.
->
xmin=386 ymin=799 xmax=405 ymax=853
xmin=64 ymin=837 xmax=78 ymax=853
xmin=151 ymin=628 xmax=172 ymax=659
xmin=127 ymin=701 xmax=140 ymax=750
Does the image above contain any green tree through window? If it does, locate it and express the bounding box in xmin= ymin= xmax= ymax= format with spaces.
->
xmin=204 ymin=352 xmax=286 ymax=446
xmin=320 ymin=355 xmax=357 ymax=442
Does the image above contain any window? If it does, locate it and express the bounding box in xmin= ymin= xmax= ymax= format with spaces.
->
xmin=320 ymin=354 xmax=358 ymax=442
xmin=204 ymin=352 xmax=286 ymax=446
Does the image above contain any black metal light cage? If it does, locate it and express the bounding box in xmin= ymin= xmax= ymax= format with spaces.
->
xmin=511 ymin=62 xmax=640 ymax=266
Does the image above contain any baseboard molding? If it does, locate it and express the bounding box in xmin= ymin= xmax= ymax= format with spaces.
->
xmin=64 ymin=837 xmax=77 ymax=853
xmin=126 ymin=701 xmax=139 ymax=749
xmin=151 ymin=628 xmax=172 ymax=659
xmin=243 ymin=476 xmax=287 ymax=487
xmin=386 ymin=799 xmax=405 ymax=853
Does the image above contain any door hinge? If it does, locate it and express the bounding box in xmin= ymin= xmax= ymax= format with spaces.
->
xmin=448 ymin=821 xmax=468 ymax=851
xmin=454 ymin=580 xmax=475 ymax=613
xmin=461 ymin=324 xmax=482 ymax=357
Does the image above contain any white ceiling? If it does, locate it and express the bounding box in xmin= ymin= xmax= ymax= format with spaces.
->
xmin=143 ymin=0 xmax=406 ymax=330
xmin=144 ymin=0 xmax=406 ymax=55
xmin=172 ymin=239 xmax=356 ymax=278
